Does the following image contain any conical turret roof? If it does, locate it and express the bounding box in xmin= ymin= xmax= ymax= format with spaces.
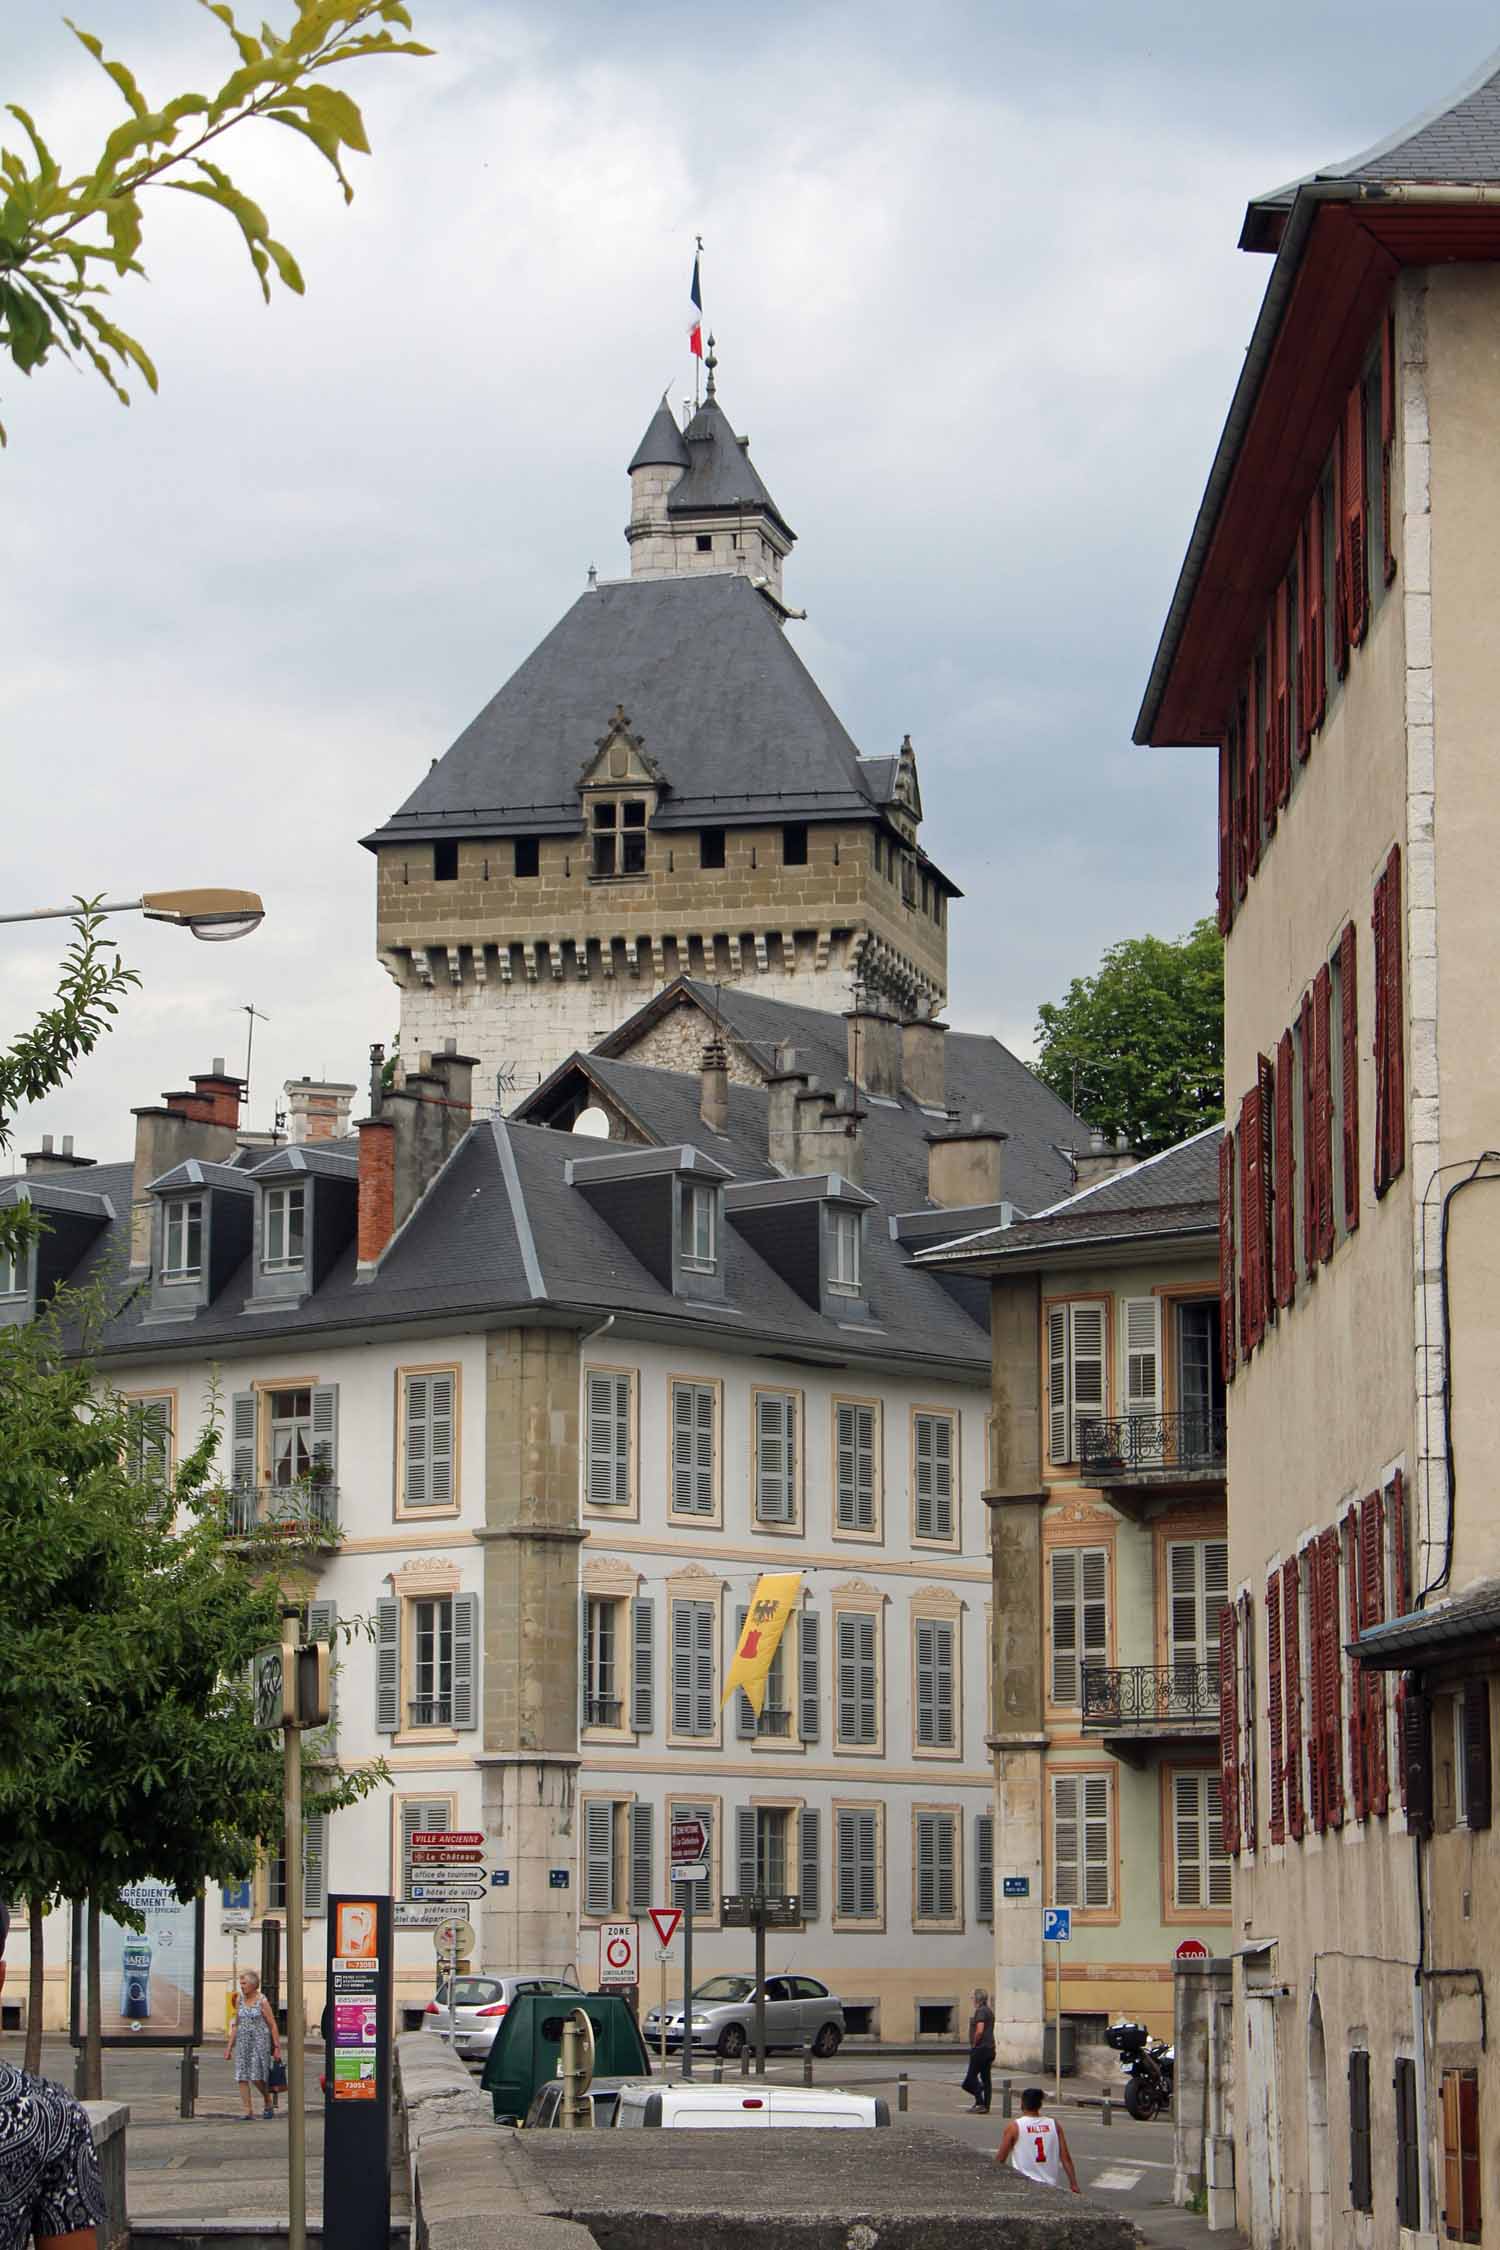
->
xmin=627 ymin=396 xmax=691 ymax=473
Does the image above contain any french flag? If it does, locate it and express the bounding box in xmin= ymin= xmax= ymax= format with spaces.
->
xmin=688 ymin=253 xmax=703 ymax=359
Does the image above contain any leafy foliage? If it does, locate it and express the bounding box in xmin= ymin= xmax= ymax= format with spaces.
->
xmin=1034 ymin=916 xmax=1224 ymax=1156
xmin=0 ymin=1 xmax=431 ymax=440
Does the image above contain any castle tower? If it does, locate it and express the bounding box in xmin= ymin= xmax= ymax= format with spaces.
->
xmin=364 ymin=364 xmax=955 ymax=1104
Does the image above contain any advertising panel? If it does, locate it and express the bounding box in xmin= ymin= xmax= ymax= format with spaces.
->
xmin=70 ymin=1882 xmax=206 ymax=2047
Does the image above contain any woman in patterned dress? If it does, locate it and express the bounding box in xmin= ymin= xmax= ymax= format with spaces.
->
xmin=225 ymin=1970 xmax=280 ymax=2120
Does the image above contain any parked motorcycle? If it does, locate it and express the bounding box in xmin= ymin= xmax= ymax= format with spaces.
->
xmin=1105 ymin=2019 xmax=1175 ymax=2120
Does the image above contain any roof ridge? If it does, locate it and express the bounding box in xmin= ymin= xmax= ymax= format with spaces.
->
xmin=1031 ymin=1119 xmax=1224 ymax=1218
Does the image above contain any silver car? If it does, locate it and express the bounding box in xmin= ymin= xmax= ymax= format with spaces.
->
xmin=643 ymin=1973 xmax=844 ymax=2059
xmin=424 ymin=1970 xmax=581 ymax=2059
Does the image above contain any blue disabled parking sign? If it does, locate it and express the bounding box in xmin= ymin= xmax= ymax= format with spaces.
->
xmin=1043 ymin=1906 xmax=1072 ymax=1943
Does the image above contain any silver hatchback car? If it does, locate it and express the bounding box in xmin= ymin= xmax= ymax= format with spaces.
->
xmin=643 ymin=1973 xmax=844 ymax=2059
xmin=424 ymin=1970 xmax=581 ymax=2060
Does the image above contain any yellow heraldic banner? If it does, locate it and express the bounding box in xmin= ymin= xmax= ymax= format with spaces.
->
xmin=721 ymin=1573 xmax=803 ymax=1718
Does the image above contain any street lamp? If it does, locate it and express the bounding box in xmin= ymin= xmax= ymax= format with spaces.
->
xmin=0 ymin=888 xmax=265 ymax=942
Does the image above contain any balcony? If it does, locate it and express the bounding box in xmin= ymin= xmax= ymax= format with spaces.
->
xmin=1082 ymin=1662 xmax=1219 ymax=1767
xmin=755 ymin=1707 xmax=793 ymax=1739
xmin=1077 ymin=1412 xmax=1225 ymax=1514
xmin=224 ymin=1480 xmax=339 ymax=1550
xmin=408 ymin=1698 xmax=453 ymax=1729
xmin=584 ymin=1695 xmax=623 ymax=1729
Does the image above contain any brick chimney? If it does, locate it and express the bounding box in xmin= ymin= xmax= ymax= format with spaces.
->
xmin=927 ymin=1113 xmax=1007 ymax=1208
xmin=285 ymin=1076 xmax=357 ymax=1145
xmin=901 ymin=1008 xmax=948 ymax=1109
xmin=699 ymin=1038 xmax=730 ymax=1134
xmin=357 ymin=1038 xmax=477 ymax=1270
xmin=845 ymin=1006 xmax=902 ymax=1100
xmin=23 ymin=1134 xmax=96 ymax=1176
xmin=129 ymin=1058 xmax=245 ymax=1267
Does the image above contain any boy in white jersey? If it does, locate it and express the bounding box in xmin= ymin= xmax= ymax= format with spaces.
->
xmin=996 ymin=2086 xmax=1081 ymax=2192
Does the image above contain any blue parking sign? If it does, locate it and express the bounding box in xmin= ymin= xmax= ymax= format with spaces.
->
xmin=1043 ymin=1905 xmax=1072 ymax=1943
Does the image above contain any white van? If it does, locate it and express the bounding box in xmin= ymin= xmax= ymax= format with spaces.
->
xmin=611 ymin=2082 xmax=889 ymax=2130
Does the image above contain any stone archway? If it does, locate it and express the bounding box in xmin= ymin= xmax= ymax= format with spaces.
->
xmin=1307 ymin=1994 xmax=1331 ymax=2250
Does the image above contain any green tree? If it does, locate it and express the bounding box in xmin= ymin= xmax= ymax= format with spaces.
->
xmin=0 ymin=1296 xmax=382 ymax=2087
xmin=1034 ymin=916 xmax=1224 ymax=1156
xmin=0 ymin=0 xmax=430 ymax=441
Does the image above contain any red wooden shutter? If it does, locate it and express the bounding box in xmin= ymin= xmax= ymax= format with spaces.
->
xmin=1239 ymin=1085 xmax=1268 ymax=1354
xmin=1237 ymin=1103 xmax=1251 ymax=1360
xmin=1361 ymin=1490 xmax=1389 ymax=1815
xmin=1313 ymin=964 xmax=1335 ymax=1263
xmin=1302 ymin=490 xmax=1326 ymax=744
xmin=1344 ymin=382 xmax=1369 ymax=648
xmin=1390 ymin=1468 xmax=1411 ymax=1812
xmin=1275 ymin=1028 xmax=1296 ymax=1309
xmin=1219 ymin=1604 xmax=1240 ymax=1855
xmin=1245 ymin=665 xmax=1263 ymax=878
xmin=1239 ymin=1591 xmax=1257 ymax=1853
xmin=1267 ymin=1570 xmax=1285 ymax=1843
xmin=1332 ymin=437 xmax=1350 ymax=679
xmin=1280 ymin=579 xmax=1295 ymax=805
xmin=1340 ymin=920 xmax=1360 ymax=1234
xmin=1283 ymin=1553 xmax=1304 ymax=1840
xmin=1217 ymin=738 xmax=1234 ymax=936
xmin=1381 ymin=311 xmax=1397 ymax=587
xmin=1305 ymin=1542 xmax=1325 ymax=1833
xmin=1384 ymin=845 xmax=1405 ymax=1188
xmin=1219 ymin=1131 xmax=1237 ymax=1384
xmin=1233 ymin=701 xmax=1249 ymax=906
xmin=1264 ymin=618 xmax=1280 ymax=831
xmin=1345 ymin=1507 xmax=1367 ymax=1821
xmin=1299 ymin=990 xmax=1318 ymax=1282
xmin=1257 ymin=1052 xmax=1275 ymax=1336
xmin=1319 ymin=1527 xmax=1345 ymax=1828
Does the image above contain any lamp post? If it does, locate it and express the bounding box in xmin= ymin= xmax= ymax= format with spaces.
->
xmin=0 ymin=888 xmax=265 ymax=941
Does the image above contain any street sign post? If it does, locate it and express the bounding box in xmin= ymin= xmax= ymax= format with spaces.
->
xmin=720 ymin=1897 xmax=800 ymax=2076
xmin=669 ymin=1816 xmax=709 ymax=2082
xmin=648 ymin=1908 xmax=682 ymax=1949
xmin=1043 ymin=1906 xmax=1071 ymax=2105
xmin=647 ymin=1910 xmax=682 ymax=2068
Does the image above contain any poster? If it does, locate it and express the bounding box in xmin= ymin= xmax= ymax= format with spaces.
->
xmin=330 ymin=1897 xmax=382 ymax=2102
xmin=71 ymin=1881 xmax=205 ymax=2047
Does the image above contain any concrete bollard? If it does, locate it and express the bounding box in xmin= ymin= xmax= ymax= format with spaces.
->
xmin=897 ymin=2072 xmax=909 ymax=2114
xmin=712 ymin=2061 xmax=723 ymax=2084
xmin=1101 ymin=2090 xmax=1112 ymax=2127
xmin=1000 ymin=2080 xmax=1013 ymax=2120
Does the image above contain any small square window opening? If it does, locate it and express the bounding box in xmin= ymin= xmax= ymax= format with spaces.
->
xmin=783 ymin=823 xmax=808 ymax=867
xmin=699 ymin=827 xmax=726 ymax=870
xmin=514 ymin=836 xmax=540 ymax=878
xmin=695 ymin=534 xmax=713 ymax=553
xmin=433 ymin=841 xmax=459 ymax=882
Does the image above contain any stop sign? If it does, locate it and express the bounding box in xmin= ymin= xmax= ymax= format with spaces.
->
xmin=1175 ymin=1938 xmax=1210 ymax=1960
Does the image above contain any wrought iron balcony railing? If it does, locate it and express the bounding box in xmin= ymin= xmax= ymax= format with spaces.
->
xmin=585 ymin=1695 xmax=623 ymax=1728
xmin=408 ymin=1698 xmax=453 ymax=1729
xmin=1078 ymin=1411 xmax=1226 ymax=1479
xmin=756 ymin=1707 xmax=793 ymax=1738
xmin=1082 ymin=1662 xmax=1220 ymax=1730
xmin=224 ymin=1482 xmax=339 ymax=1540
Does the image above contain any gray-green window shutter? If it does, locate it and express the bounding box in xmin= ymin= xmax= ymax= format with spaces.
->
xmin=735 ymin=1606 xmax=756 ymax=1739
xmin=736 ymin=1806 xmax=757 ymax=1897
xmin=799 ymin=1807 xmax=820 ymax=1922
xmin=231 ymin=1391 xmax=257 ymax=1493
xmin=580 ymin=1594 xmax=592 ymax=1731
xmin=835 ymin=1811 xmax=856 ymax=1919
xmin=584 ymin=1801 xmax=614 ymax=1917
xmin=631 ymin=1598 xmax=653 ymax=1734
xmin=756 ymin=1393 xmax=793 ymax=1523
xmin=916 ymin=1813 xmax=937 ymax=1919
xmin=934 ymin=1622 xmax=955 ymax=1748
xmin=401 ymin=1797 xmax=448 ymax=1899
xmin=311 ymin=1384 xmax=338 ymax=1480
xmin=693 ymin=1601 xmax=715 ymax=1735
xmin=937 ymin=1815 xmax=957 ymax=1920
xmin=671 ymin=1602 xmax=693 ymax=1735
xmin=451 ymin=1592 xmax=478 ymax=1729
xmin=837 ymin=1616 xmax=857 ymax=1743
xmin=628 ymin=1802 xmax=653 ymax=1915
xmin=693 ymin=1384 xmax=714 ymax=1514
xmin=375 ymin=1598 xmax=399 ymax=1734
xmin=799 ymin=1610 xmax=820 ymax=1743
xmin=306 ymin=1599 xmax=338 ymax=1755
xmin=428 ymin=1372 xmax=455 ymax=1506
xmin=856 ymin=1811 xmax=877 ymax=1919
xmin=976 ymin=1813 xmax=995 ymax=1925
xmin=303 ymin=1813 xmax=328 ymax=1916
xmin=916 ymin=1620 xmax=937 ymax=1747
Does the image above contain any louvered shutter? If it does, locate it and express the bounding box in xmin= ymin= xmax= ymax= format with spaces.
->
xmin=1383 ymin=845 xmax=1405 ymax=1190
xmin=1299 ymin=991 xmax=1317 ymax=1280
xmin=1344 ymin=381 xmax=1368 ymax=647
xmin=404 ymin=1376 xmax=430 ymax=1508
xmin=856 ymin=1614 xmax=878 ymax=1743
xmin=1236 ymin=1099 xmax=1254 ymax=1357
xmin=916 ymin=1812 xmax=953 ymax=1920
xmin=450 ymin=1592 xmax=477 ymax=1730
xmin=736 ymin=1806 xmax=757 ymax=1896
xmin=579 ymin=1594 xmax=592 ymax=1730
xmin=915 ymin=1619 xmax=937 ymax=1747
xmin=672 ymin=1383 xmax=696 ymax=1514
xmin=672 ymin=1602 xmax=694 ymax=1736
xmin=836 ymin=1403 xmax=876 ymax=1532
xmin=1051 ymin=1549 xmax=1079 ymax=1705
xmin=583 ymin=1801 xmax=614 ymax=1916
xmin=1219 ymin=1606 xmax=1240 ymax=1855
xmin=375 ymin=1597 xmax=399 ymax=1734
xmin=1319 ymin=1529 xmax=1345 ymax=1829
xmin=799 ymin=1610 xmax=820 ymax=1742
xmin=934 ymin=1621 xmax=955 ymax=1748
xmin=631 ymin=1597 xmax=654 ymax=1734
xmin=1218 ymin=1133 xmax=1237 ymax=1384
xmin=915 ymin=1414 xmax=954 ymax=1540
xmin=1082 ymin=1777 xmax=1111 ymax=1908
xmin=587 ymin=1373 xmax=630 ymax=1507
xmin=307 ymin=1598 xmax=339 ymax=1755
xmin=302 ymin=1812 xmax=327 ymax=1916
xmin=1081 ymin=1549 xmax=1108 ymax=1696
xmin=1274 ymin=1029 xmax=1296 ymax=1309
xmin=1174 ymin=1771 xmax=1204 ymax=1907
xmin=1047 ymin=1307 xmax=1069 ymax=1460
xmin=1245 ymin=661 xmax=1262 ymax=877
xmin=1390 ymin=1468 xmax=1409 ymax=1617
xmin=1463 ymin=1680 xmax=1492 ymax=1832
xmin=1169 ymin=1542 xmax=1203 ymax=1684
xmin=756 ymin=1392 xmax=795 ymax=1523
xmin=1345 ymin=1510 xmax=1367 ymax=1821
xmin=1359 ymin=1492 xmax=1388 ymax=1815
xmin=1238 ymin=1591 xmax=1258 ymax=1853
xmin=1052 ymin=1775 xmax=1080 ymax=1909
xmin=1373 ymin=856 xmax=1390 ymax=1192
xmin=1069 ymin=1304 xmax=1105 ymax=1460
xmin=1267 ymin=1572 xmax=1285 ymax=1844
xmin=1283 ymin=1555 xmax=1304 ymax=1840
xmin=1381 ymin=311 xmax=1397 ymax=586
xmin=402 ymin=1799 xmax=449 ymax=1899
xmin=1123 ymin=1297 xmax=1161 ymax=1417
xmin=1276 ymin=578 xmax=1294 ymax=808
xmin=310 ymin=1385 xmax=338 ymax=1483
xmin=1333 ymin=436 xmax=1350 ymax=677
xmin=1205 ymin=1777 xmax=1232 ymax=1906
xmin=1217 ymin=737 xmax=1234 ymax=936
xmin=975 ymin=1813 xmax=994 ymax=1925
xmin=1313 ymin=965 xmax=1335 ymax=1263
xmin=1305 ymin=489 xmax=1326 ymax=738
xmin=1339 ymin=923 xmax=1360 ymax=1234
xmin=628 ymin=1801 xmax=653 ymax=1914
xmin=231 ymin=1391 xmax=257 ymax=1495
xmin=694 ymin=1600 xmax=715 ymax=1735
xmin=734 ymin=1606 xmax=756 ymax=1739
xmin=671 ymin=1383 xmax=715 ymax=1517
xmin=799 ymin=1807 xmax=820 ymax=1921
xmin=1256 ymin=1052 xmax=1275 ymax=1337
xmin=1230 ymin=707 xmax=1247 ymax=903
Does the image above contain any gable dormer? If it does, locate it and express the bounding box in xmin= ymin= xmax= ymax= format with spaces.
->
xmin=246 ymin=1143 xmax=359 ymax=1310
xmin=145 ymin=1159 xmax=253 ymax=1321
xmin=0 ymin=1177 xmax=116 ymax=1330
xmin=567 ymin=1143 xmax=731 ymax=1304
xmin=578 ymin=708 xmax=666 ymax=881
xmin=724 ymin=1171 xmax=875 ymax=1320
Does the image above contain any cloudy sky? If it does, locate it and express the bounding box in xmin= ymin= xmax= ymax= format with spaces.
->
xmin=3 ymin=0 xmax=1495 ymax=1161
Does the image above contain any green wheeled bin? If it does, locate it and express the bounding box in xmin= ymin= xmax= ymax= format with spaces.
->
xmin=480 ymin=1990 xmax=651 ymax=2123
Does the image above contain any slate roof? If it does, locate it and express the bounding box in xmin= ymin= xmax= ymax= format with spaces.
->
xmin=917 ymin=1123 xmax=1223 ymax=1267
xmin=628 ymin=397 xmax=690 ymax=473
xmin=1354 ymin=1578 xmax=1500 ymax=1669
xmin=667 ymin=396 xmax=791 ymax=537
xmin=364 ymin=573 xmax=887 ymax=844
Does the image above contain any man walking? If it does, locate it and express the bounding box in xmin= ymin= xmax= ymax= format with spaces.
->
xmin=0 ymin=1898 xmax=107 ymax=2249
xmin=997 ymin=2086 xmax=1081 ymax=2192
xmin=963 ymin=1987 xmax=996 ymax=2113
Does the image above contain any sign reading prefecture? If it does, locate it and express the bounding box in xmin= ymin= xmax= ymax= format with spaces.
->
xmin=70 ymin=1881 xmax=206 ymax=2048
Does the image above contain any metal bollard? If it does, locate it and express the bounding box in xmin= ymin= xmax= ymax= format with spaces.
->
xmin=802 ymin=2050 xmax=814 ymax=2086
xmin=897 ymin=2071 xmax=909 ymax=2114
xmin=712 ymin=2060 xmax=723 ymax=2084
xmin=1101 ymin=2090 xmax=1111 ymax=2128
xmin=1000 ymin=2079 xmax=1013 ymax=2120
xmin=740 ymin=2045 xmax=751 ymax=2078
xmin=179 ymin=2047 xmax=198 ymax=2119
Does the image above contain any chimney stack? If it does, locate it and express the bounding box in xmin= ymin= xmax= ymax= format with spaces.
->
xmin=1069 ymin=1128 xmax=1139 ymax=1192
xmin=901 ymin=1007 xmax=948 ymax=1110
xmin=927 ymin=1112 xmax=1007 ymax=1208
xmin=796 ymin=1085 xmax=866 ymax=1186
xmin=23 ymin=1132 xmax=96 ymax=1176
xmin=357 ymin=1037 xmax=477 ymax=1269
xmin=129 ymin=1060 xmax=245 ymax=1267
xmin=285 ymin=1076 xmax=357 ymax=1145
xmin=845 ymin=1006 xmax=902 ymax=1100
xmin=767 ymin=1044 xmax=809 ymax=1171
xmin=700 ymin=1038 xmax=730 ymax=1134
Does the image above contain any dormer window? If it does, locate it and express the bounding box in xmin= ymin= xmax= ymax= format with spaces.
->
xmin=162 ymin=1196 xmax=204 ymax=1282
xmin=828 ymin=1206 xmax=862 ymax=1296
xmin=0 ymin=1240 xmax=26 ymax=1297
xmin=262 ymin=1183 xmax=306 ymax=1273
xmin=682 ymin=1182 xmax=718 ymax=1274
xmin=593 ymin=799 xmax=647 ymax=877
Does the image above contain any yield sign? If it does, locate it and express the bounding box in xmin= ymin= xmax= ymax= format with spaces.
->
xmin=649 ymin=1907 xmax=683 ymax=1948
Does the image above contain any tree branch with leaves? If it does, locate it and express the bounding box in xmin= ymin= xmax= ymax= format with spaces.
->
xmin=1034 ymin=916 xmax=1224 ymax=1157
xmin=0 ymin=0 xmax=430 ymax=441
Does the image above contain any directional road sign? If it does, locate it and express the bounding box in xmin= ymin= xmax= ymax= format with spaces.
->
xmin=410 ymin=1883 xmax=487 ymax=1902
xmin=413 ymin=1832 xmax=484 ymax=1848
xmin=598 ymin=1921 xmax=639 ymax=1988
xmin=670 ymin=1815 xmax=708 ymax=1867
xmin=648 ymin=1908 xmax=682 ymax=1948
xmin=411 ymin=1848 xmax=484 ymax=1866
xmin=670 ymin=1864 xmax=707 ymax=1885
xmin=1043 ymin=1906 xmax=1072 ymax=1943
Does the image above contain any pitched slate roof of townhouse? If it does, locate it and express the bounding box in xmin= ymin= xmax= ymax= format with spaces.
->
xmin=917 ymin=1122 xmax=1223 ymax=1266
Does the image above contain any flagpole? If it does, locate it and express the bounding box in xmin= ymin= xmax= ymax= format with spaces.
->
xmin=694 ymin=234 xmax=704 ymax=410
